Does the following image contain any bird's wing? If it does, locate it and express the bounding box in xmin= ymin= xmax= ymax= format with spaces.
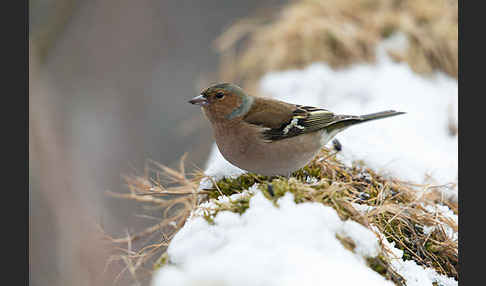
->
xmin=243 ymin=98 xmax=345 ymax=142
xmin=242 ymin=97 xmax=297 ymax=129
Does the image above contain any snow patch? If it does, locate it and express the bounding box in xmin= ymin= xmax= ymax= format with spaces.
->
xmin=351 ymin=202 xmax=375 ymax=214
xmin=259 ymin=53 xmax=458 ymax=200
xmin=422 ymin=203 xmax=458 ymax=241
xmin=204 ymin=145 xmax=247 ymax=180
xmin=376 ymin=229 xmax=458 ymax=286
xmin=152 ymin=192 xmax=393 ymax=286
xmin=191 ymin=184 xmax=259 ymax=219
xmin=158 ymin=44 xmax=458 ymax=286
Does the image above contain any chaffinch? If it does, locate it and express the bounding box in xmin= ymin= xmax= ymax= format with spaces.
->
xmin=189 ymin=83 xmax=405 ymax=176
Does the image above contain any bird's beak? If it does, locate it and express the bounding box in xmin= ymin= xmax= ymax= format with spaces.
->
xmin=188 ymin=95 xmax=208 ymax=106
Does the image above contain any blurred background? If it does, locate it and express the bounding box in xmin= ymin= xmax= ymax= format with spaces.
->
xmin=29 ymin=1 xmax=285 ymax=285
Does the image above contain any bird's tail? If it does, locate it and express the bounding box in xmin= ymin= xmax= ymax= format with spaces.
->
xmin=329 ymin=110 xmax=405 ymax=131
xmin=358 ymin=110 xmax=406 ymax=122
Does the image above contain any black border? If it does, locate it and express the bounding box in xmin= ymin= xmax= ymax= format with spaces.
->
xmin=4 ymin=0 xmax=30 ymax=284
xmin=458 ymin=0 xmax=481 ymax=285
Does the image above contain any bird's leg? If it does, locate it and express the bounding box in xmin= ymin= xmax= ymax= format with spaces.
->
xmin=332 ymin=138 xmax=342 ymax=152
xmin=319 ymin=138 xmax=343 ymax=162
xmin=266 ymin=183 xmax=274 ymax=197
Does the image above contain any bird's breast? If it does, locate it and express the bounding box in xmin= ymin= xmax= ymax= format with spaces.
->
xmin=212 ymin=123 xmax=325 ymax=176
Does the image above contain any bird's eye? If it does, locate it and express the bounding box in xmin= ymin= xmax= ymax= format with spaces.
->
xmin=216 ymin=92 xmax=225 ymax=99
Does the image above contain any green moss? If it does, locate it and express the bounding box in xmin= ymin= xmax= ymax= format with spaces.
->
xmin=261 ymin=179 xmax=292 ymax=202
xmin=425 ymin=241 xmax=439 ymax=253
xmin=291 ymin=165 xmax=322 ymax=180
xmin=260 ymin=177 xmax=317 ymax=205
xmin=375 ymin=214 xmax=418 ymax=263
xmin=206 ymin=174 xmax=267 ymax=199
xmin=193 ymin=151 xmax=457 ymax=280
xmin=367 ymin=255 xmax=407 ymax=286
xmin=336 ymin=234 xmax=356 ymax=252
xmin=202 ymin=212 xmax=215 ymax=225
xmin=153 ymin=252 xmax=169 ymax=270
xmin=402 ymin=252 xmax=411 ymax=260
xmin=215 ymin=196 xmax=251 ymax=215
xmin=201 ymin=190 xmax=254 ymax=224
xmin=366 ymin=256 xmax=387 ymax=276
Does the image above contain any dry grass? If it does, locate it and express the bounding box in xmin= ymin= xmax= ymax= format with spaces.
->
xmin=215 ymin=0 xmax=457 ymax=92
xmin=197 ymin=148 xmax=458 ymax=283
xmin=105 ymin=147 xmax=457 ymax=285
xmin=105 ymin=1 xmax=458 ymax=283
xmin=102 ymin=157 xmax=205 ymax=284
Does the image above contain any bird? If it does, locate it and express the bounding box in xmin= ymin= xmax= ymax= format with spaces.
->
xmin=189 ymin=83 xmax=405 ymax=176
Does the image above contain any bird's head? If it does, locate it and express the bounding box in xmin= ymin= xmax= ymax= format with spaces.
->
xmin=189 ymin=83 xmax=254 ymax=122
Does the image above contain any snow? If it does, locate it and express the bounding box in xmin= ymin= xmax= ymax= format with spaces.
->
xmin=259 ymin=53 xmax=458 ymax=201
xmin=153 ymin=190 xmax=457 ymax=286
xmin=204 ymin=49 xmax=458 ymax=201
xmin=376 ymin=229 xmax=458 ymax=286
xmin=152 ymin=191 xmax=394 ymax=286
xmin=191 ymin=184 xmax=259 ymax=219
xmin=351 ymin=202 xmax=375 ymax=214
xmin=204 ymin=145 xmax=246 ymax=180
xmin=153 ymin=39 xmax=458 ymax=286
xmin=422 ymin=203 xmax=458 ymax=242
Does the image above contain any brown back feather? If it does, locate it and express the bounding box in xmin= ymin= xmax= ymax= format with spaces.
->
xmin=242 ymin=97 xmax=297 ymax=129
